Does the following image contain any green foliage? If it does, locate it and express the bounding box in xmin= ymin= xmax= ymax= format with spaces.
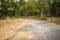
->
xmin=0 ymin=0 xmax=60 ymax=19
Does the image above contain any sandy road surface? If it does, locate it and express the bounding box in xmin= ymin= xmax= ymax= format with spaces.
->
xmin=0 ymin=19 xmax=60 ymax=40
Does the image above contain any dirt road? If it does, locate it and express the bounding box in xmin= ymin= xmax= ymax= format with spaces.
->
xmin=0 ymin=19 xmax=60 ymax=40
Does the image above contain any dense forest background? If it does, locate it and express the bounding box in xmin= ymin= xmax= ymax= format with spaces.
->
xmin=0 ymin=0 xmax=60 ymax=19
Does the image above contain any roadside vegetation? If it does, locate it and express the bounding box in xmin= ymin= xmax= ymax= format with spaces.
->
xmin=0 ymin=0 xmax=60 ymax=25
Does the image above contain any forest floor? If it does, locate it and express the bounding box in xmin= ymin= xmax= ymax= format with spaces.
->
xmin=0 ymin=17 xmax=60 ymax=40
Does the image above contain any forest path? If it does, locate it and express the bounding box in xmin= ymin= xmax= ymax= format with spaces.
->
xmin=0 ymin=19 xmax=60 ymax=40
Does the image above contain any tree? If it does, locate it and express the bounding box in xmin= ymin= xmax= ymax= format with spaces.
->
xmin=55 ymin=0 xmax=60 ymax=16
xmin=0 ymin=0 xmax=60 ymax=19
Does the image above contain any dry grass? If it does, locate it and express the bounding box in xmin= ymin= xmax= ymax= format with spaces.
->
xmin=0 ymin=18 xmax=28 ymax=40
xmin=52 ymin=17 xmax=60 ymax=24
xmin=0 ymin=18 xmax=23 ymax=29
xmin=47 ymin=17 xmax=60 ymax=24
